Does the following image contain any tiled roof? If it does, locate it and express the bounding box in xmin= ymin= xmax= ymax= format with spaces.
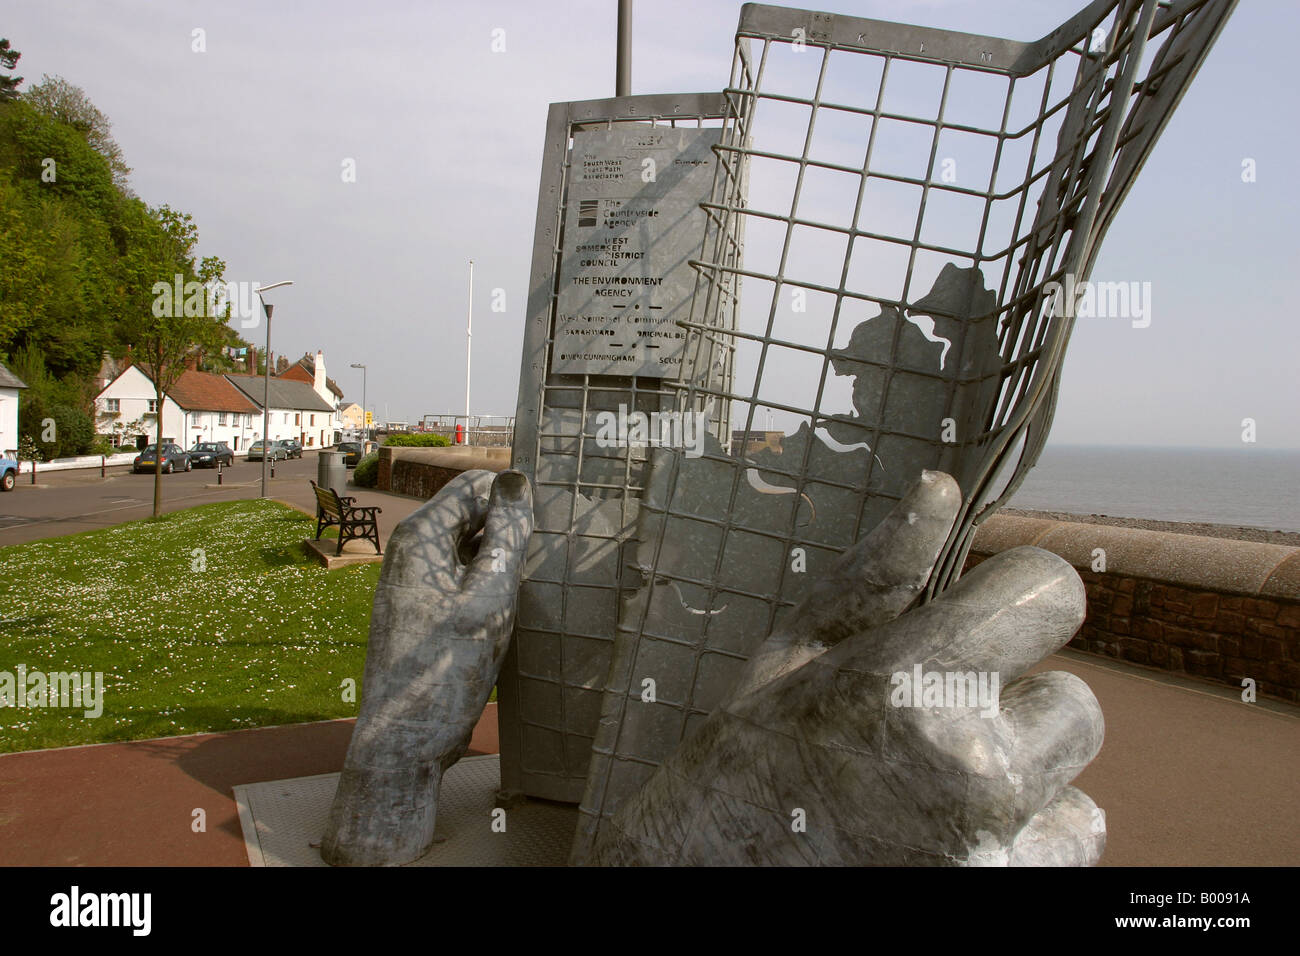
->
xmin=167 ymin=370 xmax=261 ymax=414
xmin=0 ymin=362 xmax=28 ymax=390
xmin=278 ymin=364 xmax=314 ymax=385
xmin=225 ymin=374 xmax=335 ymax=413
xmin=281 ymin=354 xmax=344 ymax=399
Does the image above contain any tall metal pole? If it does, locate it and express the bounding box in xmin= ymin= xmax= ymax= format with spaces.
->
xmin=616 ymin=0 xmax=632 ymax=96
xmin=260 ymin=300 xmax=273 ymax=499
xmin=351 ymin=363 xmax=367 ymax=440
xmin=252 ymin=280 xmax=292 ymax=496
xmin=466 ymin=259 xmax=473 ymax=440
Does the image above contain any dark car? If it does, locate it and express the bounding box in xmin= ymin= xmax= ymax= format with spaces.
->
xmin=247 ymin=440 xmax=286 ymax=462
xmin=338 ymin=442 xmax=363 ymax=467
xmin=133 ymin=443 xmax=191 ymax=474
xmin=189 ymin=441 xmax=235 ymax=467
xmin=280 ymin=439 xmax=303 ymax=459
xmin=337 ymin=441 xmax=361 ymax=467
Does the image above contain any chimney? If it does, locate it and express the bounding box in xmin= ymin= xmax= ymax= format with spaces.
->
xmin=314 ymin=350 xmax=327 ymax=399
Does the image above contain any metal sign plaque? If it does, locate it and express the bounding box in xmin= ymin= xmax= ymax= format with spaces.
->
xmin=551 ymin=125 xmax=720 ymax=377
xmin=501 ymin=94 xmax=731 ymax=807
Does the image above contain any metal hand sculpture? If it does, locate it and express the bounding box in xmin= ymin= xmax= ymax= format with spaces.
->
xmin=589 ymin=471 xmax=1106 ymax=866
xmin=321 ymin=469 xmax=532 ymax=867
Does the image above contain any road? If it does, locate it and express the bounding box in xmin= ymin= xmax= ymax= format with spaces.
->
xmin=0 ymin=454 xmax=325 ymax=547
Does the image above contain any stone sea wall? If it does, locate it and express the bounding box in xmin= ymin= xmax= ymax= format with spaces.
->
xmin=966 ymin=515 xmax=1300 ymax=703
xmin=377 ymin=445 xmax=511 ymax=499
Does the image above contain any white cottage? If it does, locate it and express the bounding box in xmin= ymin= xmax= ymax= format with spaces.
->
xmin=278 ymin=351 xmax=346 ymax=444
xmin=225 ymin=375 xmax=336 ymax=447
xmin=167 ymin=370 xmax=263 ymax=451
xmin=0 ymin=362 xmax=28 ymax=456
xmin=94 ymin=364 xmax=185 ymax=449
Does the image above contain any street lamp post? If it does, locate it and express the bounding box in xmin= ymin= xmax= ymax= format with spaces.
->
xmin=254 ymin=280 xmax=293 ymax=499
xmin=351 ymin=363 xmax=367 ymax=439
xmin=617 ymin=0 xmax=633 ymax=96
xmin=465 ymin=259 xmax=472 ymax=444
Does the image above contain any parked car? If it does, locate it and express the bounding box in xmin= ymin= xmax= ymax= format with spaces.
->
xmin=133 ymin=443 xmax=192 ymax=474
xmin=338 ymin=442 xmax=363 ymax=467
xmin=189 ymin=441 xmax=235 ymax=468
xmin=247 ymin=440 xmax=285 ymax=462
xmin=1 ymin=454 xmax=17 ymax=492
xmin=280 ymin=438 xmax=303 ymax=459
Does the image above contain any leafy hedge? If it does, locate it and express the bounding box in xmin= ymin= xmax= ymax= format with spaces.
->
xmin=382 ymin=433 xmax=451 ymax=447
xmin=352 ymin=452 xmax=379 ymax=487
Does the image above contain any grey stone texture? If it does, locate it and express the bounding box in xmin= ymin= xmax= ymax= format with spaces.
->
xmin=587 ymin=474 xmax=1105 ymax=864
xmin=320 ymin=469 xmax=533 ymax=866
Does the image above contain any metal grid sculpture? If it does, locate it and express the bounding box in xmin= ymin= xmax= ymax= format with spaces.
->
xmin=501 ymin=93 xmax=736 ymax=804
xmin=571 ymin=0 xmax=1237 ymax=859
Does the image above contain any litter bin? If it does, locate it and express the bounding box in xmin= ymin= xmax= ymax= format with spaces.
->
xmin=318 ymin=450 xmax=346 ymax=493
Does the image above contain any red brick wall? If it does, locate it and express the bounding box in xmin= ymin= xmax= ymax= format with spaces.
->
xmin=965 ymin=534 xmax=1300 ymax=703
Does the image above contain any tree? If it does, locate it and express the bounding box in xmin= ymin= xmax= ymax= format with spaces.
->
xmin=0 ymin=100 xmax=126 ymax=374
xmin=120 ymin=204 xmax=230 ymax=516
xmin=0 ymin=39 xmax=21 ymax=102
xmin=23 ymin=74 xmax=131 ymax=191
xmin=8 ymin=343 xmax=96 ymax=459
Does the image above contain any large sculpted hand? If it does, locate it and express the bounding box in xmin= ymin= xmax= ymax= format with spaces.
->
xmin=321 ymin=469 xmax=532 ymax=866
xmin=590 ymin=471 xmax=1106 ymax=866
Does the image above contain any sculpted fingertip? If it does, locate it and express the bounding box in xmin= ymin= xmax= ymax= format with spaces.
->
xmin=494 ymin=469 xmax=530 ymax=503
xmin=913 ymin=470 xmax=961 ymax=511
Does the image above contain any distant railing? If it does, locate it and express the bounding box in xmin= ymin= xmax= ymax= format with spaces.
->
xmin=416 ymin=414 xmax=515 ymax=448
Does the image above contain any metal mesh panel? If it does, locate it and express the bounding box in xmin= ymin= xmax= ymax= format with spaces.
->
xmin=500 ymin=93 xmax=735 ymax=803
xmin=571 ymin=0 xmax=1238 ymax=860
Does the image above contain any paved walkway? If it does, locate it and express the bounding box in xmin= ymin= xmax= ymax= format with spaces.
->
xmin=0 ymin=706 xmax=498 ymax=867
xmin=0 ymin=656 xmax=1294 ymax=866
xmin=267 ymin=474 xmax=426 ymax=549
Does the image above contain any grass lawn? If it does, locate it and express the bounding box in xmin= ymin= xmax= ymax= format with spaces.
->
xmin=0 ymin=500 xmax=381 ymax=753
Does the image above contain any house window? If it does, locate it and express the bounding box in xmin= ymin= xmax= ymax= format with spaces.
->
xmin=147 ymin=399 xmax=158 ymax=413
xmin=217 ymin=412 xmax=227 ymax=426
xmin=295 ymin=413 xmax=301 ymax=426
xmin=284 ymin=413 xmax=290 ymax=425
xmin=310 ymin=414 xmax=315 ymax=426
xmin=105 ymin=398 xmax=120 ymax=413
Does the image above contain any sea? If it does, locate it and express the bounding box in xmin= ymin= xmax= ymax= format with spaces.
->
xmin=1006 ymin=445 xmax=1300 ymax=533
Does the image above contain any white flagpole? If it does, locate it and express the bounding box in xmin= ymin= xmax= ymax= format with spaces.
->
xmin=466 ymin=259 xmax=473 ymax=442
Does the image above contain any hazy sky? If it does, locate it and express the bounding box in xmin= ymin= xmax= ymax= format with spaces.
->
xmin=6 ymin=0 xmax=1297 ymax=448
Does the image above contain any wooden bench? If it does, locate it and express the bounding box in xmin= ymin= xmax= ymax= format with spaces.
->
xmin=311 ymin=480 xmax=382 ymax=556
